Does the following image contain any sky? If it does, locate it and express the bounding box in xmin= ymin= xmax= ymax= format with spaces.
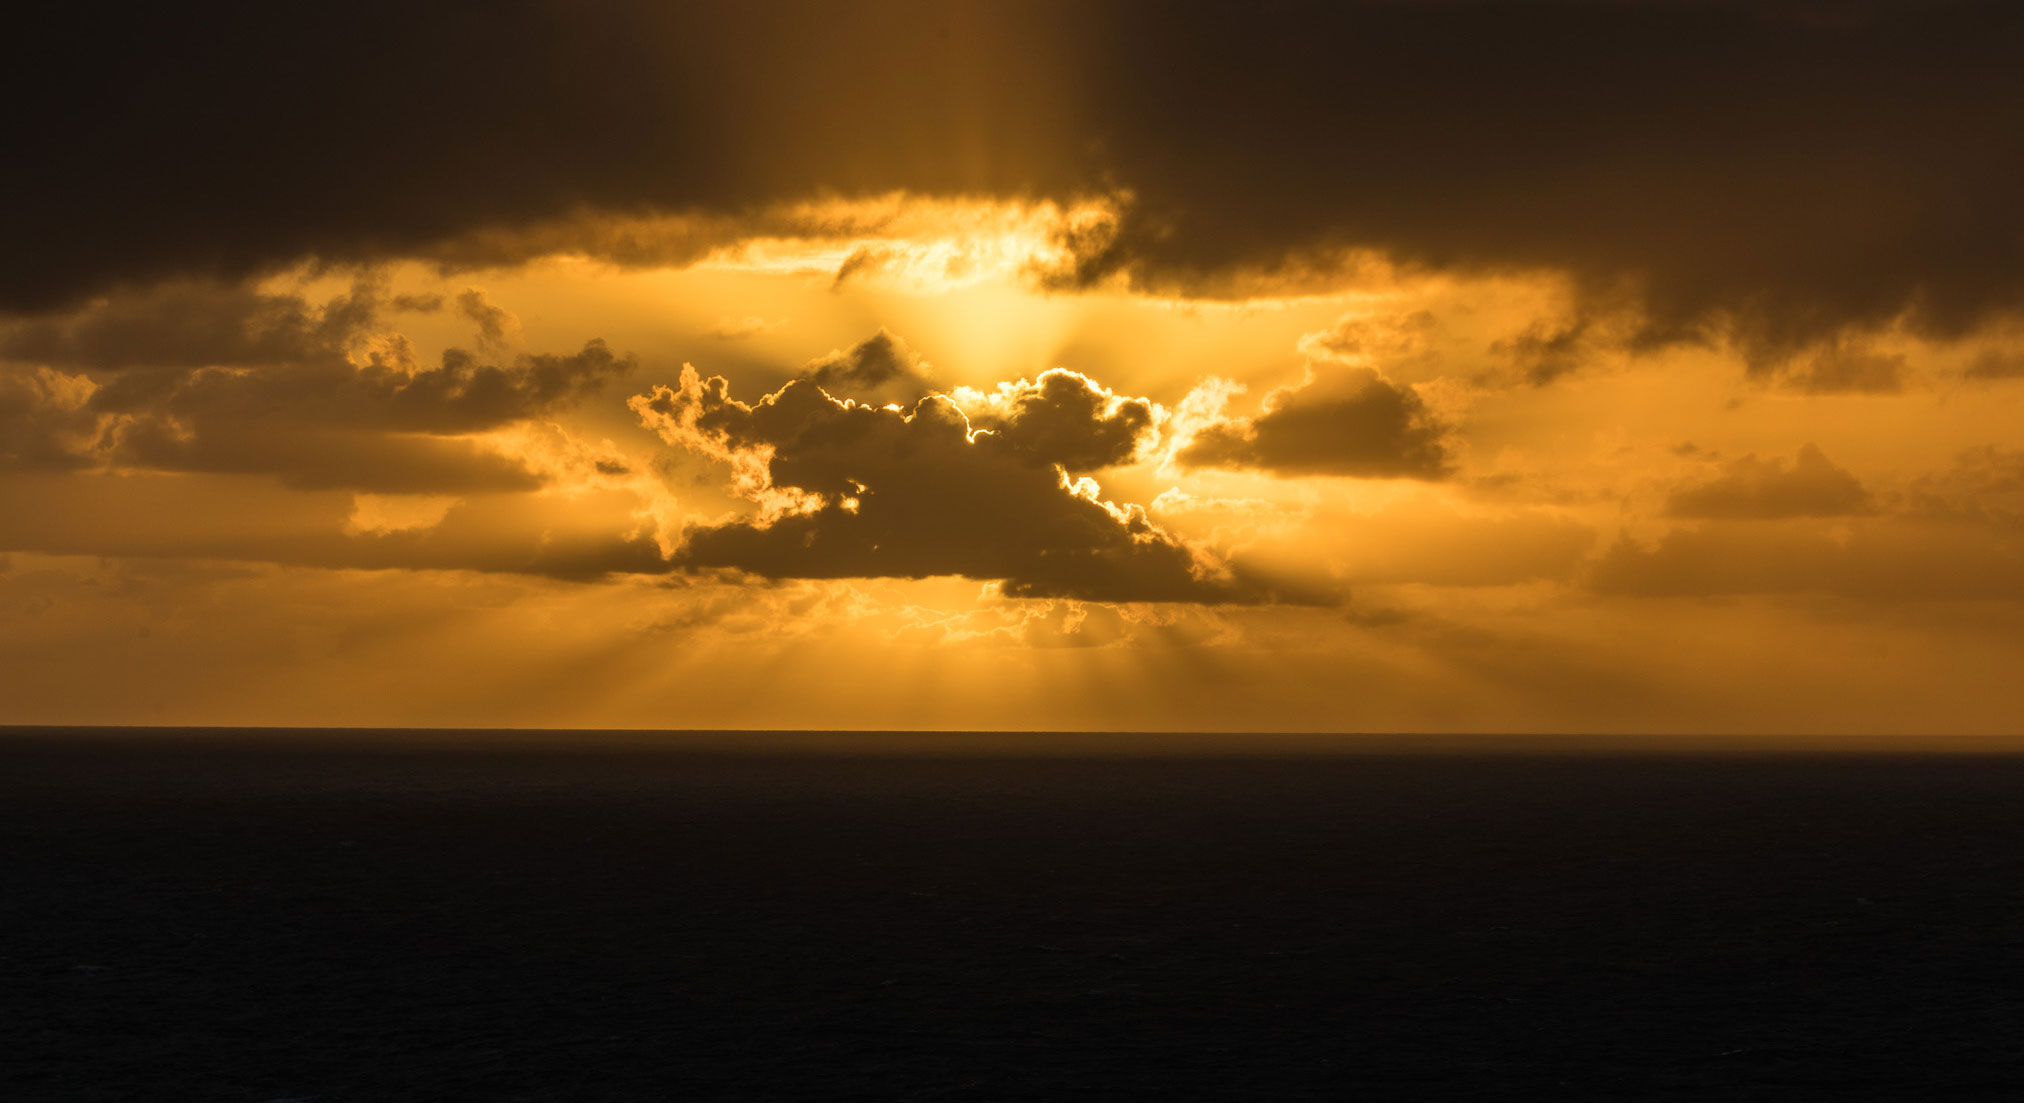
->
xmin=3 ymin=0 xmax=2023 ymax=733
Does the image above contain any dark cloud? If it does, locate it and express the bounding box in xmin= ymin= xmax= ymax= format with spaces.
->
xmin=803 ymin=332 xmax=1155 ymax=470
xmin=1071 ymin=2 xmax=2024 ymax=359
xmin=1666 ymin=444 xmax=1871 ymax=520
xmin=89 ymin=340 xmax=632 ymax=435
xmin=68 ymin=340 xmax=632 ymax=492
xmin=107 ymin=421 xmax=542 ymax=494
xmin=967 ymin=370 xmax=1156 ymax=472
xmin=802 ymin=330 xmax=938 ymax=406
xmin=455 ymin=288 xmax=520 ymax=350
xmin=1298 ymin=311 xmax=1439 ymax=368
xmin=95 ymin=337 xmax=623 ymax=487
xmin=0 ymin=280 xmax=633 ymax=491
xmin=1493 ymin=319 xmax=1594 ymax=386
xmin=390 ymin=293 xmax=446 ymax=314
xmin=633 ymin=367 xmax=1260 ymax=602
xmin=7 ymin=1 xmax=2018 ymax=360
xmin=1782 ymin=344 xmax=1907 ymax=394
xmin=1964 ymin=349 xmax=2024 ymax=381
xmin=1179 ymin=368 xmax=1451 ymax=479
xmin=831 ymin=246 xmax=904 ymax=290
xmin=0 ymin=2 xmax=1079 ymax=307
xmin=0 ymin=368 xmax=99 ymax=472
xmin=0 ymin=280 xmax=372 ymax=371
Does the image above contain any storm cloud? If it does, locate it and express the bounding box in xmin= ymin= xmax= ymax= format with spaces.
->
xmin=6 ymin=1 xmax=2020 ymax=364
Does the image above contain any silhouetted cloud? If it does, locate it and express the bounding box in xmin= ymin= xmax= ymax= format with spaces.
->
xmin=455 ymin=288 xmax=521 ymax=350
xmin=1177 ymin=367 xmax=1451 ymax=479
xmin=6 ymin=1 xmax=2018 ymax=361
xmin=0 ymin=280 xmax=372 ymax=371
xmin=115 ymin=423 xmax=541 ymax=494
xmin=1494 ymin=319 xmax=1594 ymax=386
xmin=390 ymin=293 xmax=446 ymax=314
xmin=1666 ymin=445 xmax=1871 ymax=520
xmin=91 ymin=340 xmax=631 ymax=434
xmin=1064 ymin=2 xmax=2024 ymax=359
xmin=66 ymin=340 xmax=631 ymax=492
xmin=0 ymin=279 xmax=633 ymax=491
xmin=633 ymin=364 xmax=1261 ymax=602
xmin=802 ymin=330 xmax=938 ymax=406
xmin=960 ymin=369 xmax=1156 ymax=473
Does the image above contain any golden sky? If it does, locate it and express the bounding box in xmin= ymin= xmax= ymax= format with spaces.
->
xmin=3 ymin=1 xmax=2022 ymax=732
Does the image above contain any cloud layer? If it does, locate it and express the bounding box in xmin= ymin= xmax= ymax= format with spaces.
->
xmin=8 ymin=1 xmax=2020 ymax=363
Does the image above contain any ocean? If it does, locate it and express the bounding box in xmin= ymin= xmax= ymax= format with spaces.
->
xmin=7 ymin=727 xmax=2022 ymax=1098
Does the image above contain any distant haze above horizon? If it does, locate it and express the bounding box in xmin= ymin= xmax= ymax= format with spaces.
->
xmin=4 ymin=1 xmax=2023 ymax=733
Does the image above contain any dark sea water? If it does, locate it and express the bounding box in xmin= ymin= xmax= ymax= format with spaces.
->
xmin=6 ymin=728 xmax=2024 ymax=1099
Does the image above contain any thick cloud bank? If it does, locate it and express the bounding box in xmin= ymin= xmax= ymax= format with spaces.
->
xmin=8 ymin=1 xmax=2020 ymax=361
